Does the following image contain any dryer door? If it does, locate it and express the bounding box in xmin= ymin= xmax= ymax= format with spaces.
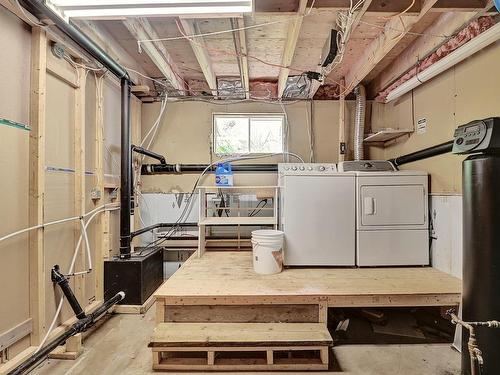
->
xmin=357 ymin=176 xmax=428 ymax=230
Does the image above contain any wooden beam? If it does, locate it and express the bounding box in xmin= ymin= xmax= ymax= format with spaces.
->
xmin=93 ymin=73 xmax=106 ymax=301
xmin=277 ymin=0 xmax=308 ymax=98
xmin=178 ymin=18 xmax=217 ymax=95
xmin=337 ymin=78 xmax=346 ymax=162
xmin=131 ymin=85 xmax=151 ymax=95
xmin=232 ymin=18 xmax=250 ymax=99
xmin=74 ymin=66 xmax=87 ymax=305
xmin=308 ymin=0 xmax=374 ymax=98
xmin=368 ymin=2 xmax=495 ymax=96
xmin=28 ymin=27 xmax=47 ymax=346
xmin=123 ymin=18 xmax=186 ymax=93
xmin=343 ymin=0 xmax=439 ymax=95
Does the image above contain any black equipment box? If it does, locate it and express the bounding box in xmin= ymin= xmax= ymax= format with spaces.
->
xmin=104 ymin=247 xmax=163 ymax=305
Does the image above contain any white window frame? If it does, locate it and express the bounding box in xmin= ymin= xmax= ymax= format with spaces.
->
xmin=212 ymin=113 xmax=285 ymax=156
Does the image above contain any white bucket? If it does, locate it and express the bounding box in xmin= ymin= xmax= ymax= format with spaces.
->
xmin=251 ymin=230 xmax=284 ymax=275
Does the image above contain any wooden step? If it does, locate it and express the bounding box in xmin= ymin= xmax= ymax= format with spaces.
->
xmin=149 ymin=322 xmax=332 ymax=371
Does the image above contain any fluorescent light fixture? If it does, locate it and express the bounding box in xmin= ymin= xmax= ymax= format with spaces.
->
xmin=385 ymin=22 xmax=500 ymax=103
xmin=50 ymin=0 xmax=253 ymax=18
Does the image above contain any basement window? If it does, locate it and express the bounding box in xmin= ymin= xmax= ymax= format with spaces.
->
xmin=213 ymin=114 xmax=284 ymax=155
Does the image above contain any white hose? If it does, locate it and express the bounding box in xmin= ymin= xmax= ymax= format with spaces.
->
xmin=34 ymin=204 xmax=119 ymax=352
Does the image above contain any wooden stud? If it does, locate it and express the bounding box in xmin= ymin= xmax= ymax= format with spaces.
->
xmin=277 ymin=0 xmax=308 ymax=98
xmin=28 ymin=26 xmax=47 ymax=346
xmin=123 ymin=18 xmax=186 ymax=93
xmin=266 ymin=350 xmax=274 ymax=365
xmin=156 ymin=299 xmax=165 ymax=323
xmin=343 ymin=0 xmax=439 ymax=94
xmin=318 ymin=300 xmax=328 ymax=324
xmin=207 ymin=351 xmax=215 ymax=365
xmin=65 ymin=333 xmax=82 ymax=354
xmin=94 ymin=73 xmax=106 ymax=302
xmin=178 ymin=19 xmax=217 ymax=95
xmin=74 ymin=66 xmax=87 ymax=305
xmin=232 ymin=18 xmax=250 ymax=99
xmin=338 ymin=78 xmax=346 ymax=162
xmin=320 ymin=347 xmax=329 ymax=365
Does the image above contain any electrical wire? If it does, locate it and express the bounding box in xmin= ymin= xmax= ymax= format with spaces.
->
xmin=141 ymin=152 xmax=304 ymax=250
xmin=136 ymin=0 xmax=317 ymax=46
xmin=35 ymin=204 xmax=120 ymax=353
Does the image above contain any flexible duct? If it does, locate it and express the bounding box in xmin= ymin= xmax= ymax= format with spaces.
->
xmin=354 ymin=85 xmax=366 ymax=161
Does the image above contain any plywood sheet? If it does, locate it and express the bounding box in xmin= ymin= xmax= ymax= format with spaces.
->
xmin=156 ymin=252 xmax=461 ymax=301
xmin=0 ymin=7 xmax=32 ymax=357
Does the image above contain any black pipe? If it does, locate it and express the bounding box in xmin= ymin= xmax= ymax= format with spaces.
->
xmin=141 ymin=163 xmax=279 ymax=175
xmin=19 ymin=1 xmax=135 ymax=258
xmin=131 ymin=222 xmax=197 ymax=238
xmin=388 ymin=140 xmax=454 ymax=167
xmin=132 ymin=145 xmax=166 ymax=164
xmin=51 ymin=265 xmax=86 ymax=319
xmin=7 ymin=291 xmax=125 ymax=375
xmin=19 ymin=1 xmax=129 ymax=80
xmin=120 ymin=79 xmax=132 ymax=259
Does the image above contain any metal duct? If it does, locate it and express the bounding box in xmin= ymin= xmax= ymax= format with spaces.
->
xmin=354 ymin=85 xmax=366 ymax=161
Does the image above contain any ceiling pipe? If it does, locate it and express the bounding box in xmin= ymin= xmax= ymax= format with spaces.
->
xmin=19 ymin=0 xmax=134 ymax=258
xmin=385 ymin=21 xmax=500 ymax=103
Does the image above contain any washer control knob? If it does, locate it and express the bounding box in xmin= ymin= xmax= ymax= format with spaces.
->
xmin=318 ymin=165 xmax=326 ymax=171
xmin=299 ymin=166 xmax=305 ymax=171
xmin=307 ymin=166 xmax=313 ymax=171
xmin=292 ymin=166 xmax=298 ymax=171
xmin=284 ymin=166 xmax=290 ymax=170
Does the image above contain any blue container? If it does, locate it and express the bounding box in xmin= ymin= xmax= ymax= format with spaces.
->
xmin=215 ymin=163 xmax=233 ymax=186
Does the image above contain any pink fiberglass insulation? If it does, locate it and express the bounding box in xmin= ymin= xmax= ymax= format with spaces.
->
xmin=375 ymin=16 xmax=495 ymax=102
xmin=249 ymin=80 xmax=278 ymax=100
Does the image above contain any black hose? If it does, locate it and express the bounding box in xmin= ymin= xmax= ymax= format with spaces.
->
xmin=7 ymin=292 xmax=125 ymax=375
xmin=388 ymin=140 xmax=454 ymax=167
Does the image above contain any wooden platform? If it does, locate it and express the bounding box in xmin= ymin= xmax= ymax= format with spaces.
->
xmin=149 ymin=322 xmax=331 ymax=371
xmin=154 ymin=251 xmax=462 ymax=325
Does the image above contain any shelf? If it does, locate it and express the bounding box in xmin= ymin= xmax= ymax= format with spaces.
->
xmin=364 ymin=129 xmax=413 ymax=143
xmin=199 ymin=216 xmax=277 ymax=226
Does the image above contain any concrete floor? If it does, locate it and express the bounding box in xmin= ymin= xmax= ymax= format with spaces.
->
xmin=32 ymin=304 xmax=460 ymax=375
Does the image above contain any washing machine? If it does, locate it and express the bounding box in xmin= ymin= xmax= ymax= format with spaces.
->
xmin=278 ymin=163 xmax=356 ymax=266
xmin=338 ymin=161 xmax=429 ymax=266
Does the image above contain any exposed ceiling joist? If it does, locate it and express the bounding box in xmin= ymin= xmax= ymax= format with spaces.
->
xmin=123 ymin=18 xmax=186 ymax=93
xmin=308 ymin=0 xmax=374 ymax=98
xmin=232 ymin=18 xmax=250 ymax=99
xmin=368 ymin=1 xmax=495 ymax=97
xmin=277 ymin=0 xmax=308 ymax=98
xmin=178 ymin=18 xmax=218 ymax=95
xmin=255 ymin=0 xmax=487 ymax=13
xmin=343 ymin=0 xmax=439 ymax=95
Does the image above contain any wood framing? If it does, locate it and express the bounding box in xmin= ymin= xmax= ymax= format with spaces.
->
xmin=277 ymin=0 xmax=308 ymax=98
xmin=308 ymin=0 xmax=373 ymax=98
xmin=343 ymin=0 xmax=439 ymax=94
xmin=368 ymin=2 xmax=495 ymax=97
xmin=28 ymin=26 xmax=47 ymax=346
xmin=123 ymin=18 xmax=186 ymax=93
xmin=149 ymin=322 xmax=331 ymax=371
xmin=232 ymin=18 xmax=250 ymax=99
xmin=178 ymin=18 xmax=217 ymax=95
xmin=338 ymin=78 xmax=346 ymax=162
xmin=74 ymin=65 xmax=87 ymax=304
